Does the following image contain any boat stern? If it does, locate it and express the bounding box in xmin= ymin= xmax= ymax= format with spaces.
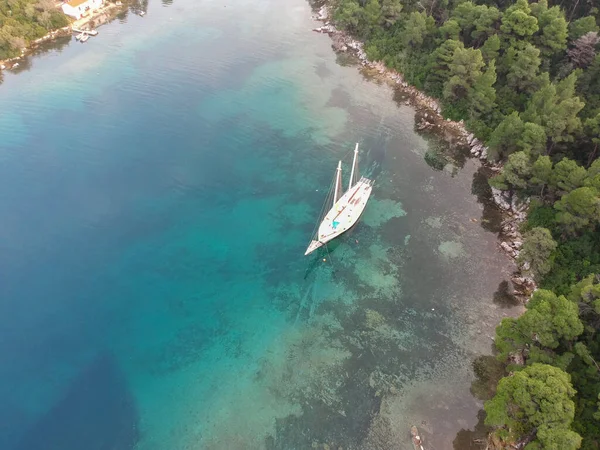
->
xmin=305 ymin=240 xmax=323 ymax=255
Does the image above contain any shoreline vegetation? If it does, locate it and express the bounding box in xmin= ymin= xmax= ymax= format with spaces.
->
xmin=310 ymin=0 xmax=600 ymax=448
xmin=311 ymin=4 xmax=536 ymax=300
xmin=0 ymin=0 xmax=144 ymax=71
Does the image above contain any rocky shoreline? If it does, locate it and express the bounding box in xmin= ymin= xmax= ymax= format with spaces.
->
xmin=0 ymin=2 xmax=125 ymax=72
xmin=311 ymin=5 xmax=536 ymax=300
xmin=0 ymin=27 xmax=72 ymax=71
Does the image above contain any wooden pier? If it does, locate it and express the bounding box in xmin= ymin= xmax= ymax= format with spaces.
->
xmin=72 ymin=28 xmax=98 ymax=36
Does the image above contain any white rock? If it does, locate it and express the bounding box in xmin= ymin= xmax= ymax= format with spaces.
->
xmin=511 ymin=196 xmax=530 ymax=214
xmin=514 ymin=211 xmax=527 ymax=222
xmin=318 ymin=6 xmax=328 ymax=20
xmin=491 ymin=187 xmax=511 ymax=211
xmin=500 ymin=242 xmax=513 ymax=253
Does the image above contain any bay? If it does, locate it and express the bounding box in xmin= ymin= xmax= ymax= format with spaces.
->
xmin=0 ymin=0 xmax=519 ymax=449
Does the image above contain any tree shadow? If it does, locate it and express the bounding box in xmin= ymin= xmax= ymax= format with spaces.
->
xmin=493 ymin=280 xmax=520 ymax=308
xmin=470 ymin=355 xmax=506 ymax=401
xmin=452 ymin=410 xmax=489 ymax=450
xmin=471 ymin=167 xmax=503 ymax=233
xmin=453 ymin=355 xmax=507 ymax=449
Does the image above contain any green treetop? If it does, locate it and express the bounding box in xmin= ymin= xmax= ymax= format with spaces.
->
xmin=520 ymin=289 xmax=583 ymax=348
xmin=504 ymin=42 xmax=541 ymax=93
xmin=569 ymin=16 xmax=599 ymax=41
xmin=500 ymin=0 xmax=539 ymax=39
xmin=530 ymin=0 xmax=568 ymax=58
xmin=518 ymin=227 xmax=557 ymax=280
xmin=452 ymin=1 xmax=501 ymax=47
xmin=402 ymin=11 xmax=432 ymax=48
xmin=484 ymin=363 xmax=581 ymax=449
xmin=443 ymin=46 xmax=484 ymax=99
xmin=380 ymin=0 xmax=403 ymax=28
xmin=554 ymin=186 xmax=600 ymax=236
xmin=481 ymin=34 xmax=501 ymax=62
xmin=494 ymin=288 xmax=583 ymax=362
xmin=425 ymin=39 xmax=464 ymax=95
xmin=522 ymin=72 xmax=584 ymax=146
xmin=468 ymin=59 xmax=497 ymax=120
xmin=551 ymin=158 xmax=588 ymax=194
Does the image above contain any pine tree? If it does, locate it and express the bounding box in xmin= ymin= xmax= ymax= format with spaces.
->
xmin=500 ymin=0 xmax=539 ymax=39
xmin=485 ymin=363 xmax=581 ymax=449
xmin=425 ymin=39 xmax=464 ymax=95
xmin=504 ymin=42 xmax=541 ymax=93
xmin=488 ymin=112 xmax=525 ymax=160
xmin=402 ymin=11 xmax=430 ymax=48
xmin=469 ymin=59 xmax=497 ymax=119
xmin=522 ymin=72 xmax=584 ymax=146
xmin=568 ymin=16 xmax=599 ymax=41
xmin=481 ymin=34 xmax=501 ymax=62
xmin=379 ymin=0 xmax=402 ymax=28
xmin=554 ymin=186 xmax=600 ymax=235
xmin=518 ymin=227 xmax=558 ymax=280
xmin=443 ymin=46 xmax=485 ymax=100
xmin=530 ymin=0 xmax=568 ymax=58
xmin=439 ymin=18 xmax=461 ymax=41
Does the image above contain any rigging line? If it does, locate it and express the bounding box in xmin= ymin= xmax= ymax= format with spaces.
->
xmin=324 ymin=242 xmax=337 ymax=276
xmin=308 ymin=173 xmax=336 ymax=245
xmin=340 ymin=146 xmax=355 ymax=163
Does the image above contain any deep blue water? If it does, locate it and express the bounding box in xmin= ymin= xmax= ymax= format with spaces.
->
xmin=0 ymin=1 xmax=517 ymax=449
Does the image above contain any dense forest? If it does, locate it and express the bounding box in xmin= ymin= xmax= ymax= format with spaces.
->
xmin=328 ymin=0 xmax=599 ymax=448
xmin=0 ymin=0 xmax=70 ymax=60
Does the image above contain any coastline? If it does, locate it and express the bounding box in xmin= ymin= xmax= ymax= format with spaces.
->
xmin=0 ymin=1 xmax=528 ymax=448
xmin=311 ymin=4 xmax=537 ymax=301
xmin=0 ymin=2 xmax=126 ymax=71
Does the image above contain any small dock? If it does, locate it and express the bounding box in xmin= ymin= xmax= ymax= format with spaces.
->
xmin=72 ymin=28 xmax=98 ymax=43
xmin=72 ymin=28 xmax=98 ymax=37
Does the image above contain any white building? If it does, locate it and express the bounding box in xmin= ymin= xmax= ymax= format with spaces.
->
xmin=62 ymin=0 xmax=104 ymax=20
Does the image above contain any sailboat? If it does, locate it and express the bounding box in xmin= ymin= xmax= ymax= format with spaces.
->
xmin=305 ymin=143 xmax=373 ymax=255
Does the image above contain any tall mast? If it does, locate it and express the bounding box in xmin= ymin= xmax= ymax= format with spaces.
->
xmin=333 ymin=161 xmax=342 ymax=205
xmin=349 ymin=143 xmax=359 ymax=190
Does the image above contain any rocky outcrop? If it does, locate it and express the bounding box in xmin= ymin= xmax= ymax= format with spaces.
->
xmin=511 ymin=275 xmax=536 ymax=296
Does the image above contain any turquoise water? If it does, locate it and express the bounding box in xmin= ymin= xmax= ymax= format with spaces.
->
xmin=0 ymin=1 xmax=518 ymax=449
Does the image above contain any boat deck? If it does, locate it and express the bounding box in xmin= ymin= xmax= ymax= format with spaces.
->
xmin=305 ymin=176 xmax=373 ymax=254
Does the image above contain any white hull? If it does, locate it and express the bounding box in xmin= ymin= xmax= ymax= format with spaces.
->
xmin=305 ymin=176 xmax=373 ymax=255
